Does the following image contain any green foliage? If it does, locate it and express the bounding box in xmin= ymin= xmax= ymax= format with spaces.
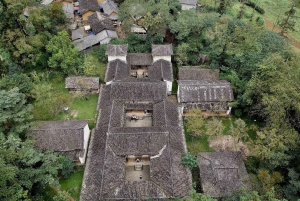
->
xmin=229 ymin=118 xmax=248 ymax=143
xmin=46 ymin=31 xmax=82 ymax=75
xmin=0 ymin=88 xmax=33 ymax=138
xmin=245 ymin=0 xmax=265 ymax=14
xmin=256 ymin=16 xmax=265 ymax=26
xmin=175 ymin=43 xmax=190 ymax=66
xmin=258 ymin=169 xmax=283 ymax=194
xmin=205 ymin=117 xmax=224 ymax=139
xmin=185 ymin=109 xmax=205 ymax=139
xmin=178 ymin=190 xmax=216 ymax=201
xmin=53 ymin=190 xmax=70 ymax=201
xmin=182 ymin=152 xmax=198 ymax=170
xmin=283 ymin=169 xmax=300 ymax=200
xmin=58 ymin=156 xmax=75 ymax=179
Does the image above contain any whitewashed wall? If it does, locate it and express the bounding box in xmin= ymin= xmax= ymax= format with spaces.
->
xmin=166 ymin=81 xmax=172 ymax=93
xmin=108 ymin=56 xmax=127 ymax=63
xmin=181 ymin=4 xmax=196 ymax=10
xmin=79 ymin=124 xmax=90 ymax=164
xmin=153 ymin=56 xmax=171 ymax=62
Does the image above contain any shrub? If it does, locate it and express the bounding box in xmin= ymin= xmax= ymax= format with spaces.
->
xmin=182 ymin=152 xmax=199 ymax=170
xmin=245 ymin=1 xmax=265 ymax=14
xmin=256 ymin=16 xmax=264 ymax=26
xmin=58 ymin=156 xmax=75 ymax=178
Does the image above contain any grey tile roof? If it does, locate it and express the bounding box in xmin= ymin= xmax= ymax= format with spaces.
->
xmin=88 ymin=11 xmax=115 ymax=34
xmin=178 ymin=67 xmax=220 ymax=81
xmin=105 ymin=59 xmax=130 ymax=83
xmin=31 ymin=120 xmax=88 ymax=161
xmin=110 ymin=80 xmax=167 ymax=101
xmin=102 ymin=0 xmax=119 ymax=15
xmin=198 ymin=152 xmax=251 ymax=198
xmin=177 ymin=80 xmax=234 ymax=103
xmin=105 ymin=44 xmax=128 ymax=56
xmin=126 ymin=53 xmax=153 ymax=66
xmin=72 ymin=29 xmax=85 ymax=41
xmin=65 ymin=76 xmax=99 ymax=90
xmin=40 ymin=0 xmax=53 ymax=5
xmin=179 ymin=0 xmax=197 ymax=5
xmin=74 ymin=30 xmax=118 ymax=51
xmin=152 ymin=44 xmax=173 ymax=56
xmin=62 ymin=3 xmax=74 ymax=19
xmin=79 ymin=0 xmax=100 ymax=15
xmin=149 ymin=59 xmax=173 ymax=82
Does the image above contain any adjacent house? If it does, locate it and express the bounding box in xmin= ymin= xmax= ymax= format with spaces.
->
xmin=177 ymin=67 xmax=233 ymax=112
xmin=74 ymin=30 xmax=118 ymax=51
xmin=149 ymin=59 xmax=173 ymax=93
xmin=72 ymin=28 xmax=85 ymax=41
xmin=79 ymin=0 xmax=100 ymax=21
xmin=105 ymin=44 xmax=128 ymax=62
xmin=88 ymin=11 xmax=115 ymax=34
xmin=197 ymin=152 xmax=251 ymax=198
xmin=31 ymin=120 xmax=90 ymax=164
xmin=101 ymin=0 xmax=119 ymax=20
xmin=80 ymin=83 xmax=192 ymax=200
xmin=62 ymin=3 xmax=74 ymax=19
xmin=179 ymin=0 xmax=197 ymax=10
xmin=65 ymin=76 xmax=99 ymax=93
xmin=152 ymin=44 xmax=173 ymax=62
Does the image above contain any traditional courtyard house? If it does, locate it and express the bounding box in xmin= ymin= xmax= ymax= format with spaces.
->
xmin=179 ymin=0 xmax=197 ymax=10
xmin=88 ymin=11 xmax=116 ymax=34
xmin=149 ymin=59 xmax=173 ymax=93
xmin=105 ymin=44 xmax=128 ymax=62
xmin=79 ymin=0 xmax=100 ymax=21
xmin=152 ymin=44 xmax=173 ymax=62
xmin=177 ymin=67 xmax=233 ymax=112
xmin=80 ymin=80 xmax=192 ymax=200
xmin=101 ymin=0 xmax=119 ymax=20
xmin=65 ymin=76 xmax=99 ymax=93
xmin=197 ymin=152 xmax=251 ymax=198
xmin=31 ymin=120 xmax=90 ymax=164
xmin=127 ymin=53 xmax=153 ymax=78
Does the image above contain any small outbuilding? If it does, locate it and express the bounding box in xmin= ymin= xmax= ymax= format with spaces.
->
xmin=197 ymin=152 xmax=251 ymax=198
xmin=152 ymin=44 xmax=173 ymax=62
xmin=179 ymin=0 xmax=197 ymax=10
xmin=65 ymin=76 xmax=99 ymax=93
xmin=31 ymin=120 xmax=90 ymax=164
xmin=101 ymin=0 xmax=119 ymax=20
xmin=79 ymin=0 xmax=100 ymax=21
xmin=62 ymin=3 xmax=74 ymax=19
xmin=178 ymin=67 xmax=219 ymax=81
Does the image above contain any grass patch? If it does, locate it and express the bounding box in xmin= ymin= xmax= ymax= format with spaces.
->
xmin=59 ymin=167 xmax=85 ymax=201
xmin=172 ymin=81 xmax=178 ymax=94
xmin=41 ymin=186 xmax=58 ymax=201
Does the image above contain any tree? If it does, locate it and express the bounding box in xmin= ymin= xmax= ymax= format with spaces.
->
xmin=58 ymin=156 xmax=75 ymax=178
xmin=177 ymin=190 xmax=217 ymax=201
xmin=46 ymin=31 xmax=82 ymax=75
xmin=258 ymin=169 xmax=283 ymax=194
xmin=185 ymin=109 xmax=205 ymax=139
xmin=205 ymin=117 xmax=224 ymax=139
xmin=0 ymin=88 xmax=32 ymax=138
xmin=283 ymin=169 xmax=300 ymax=200
xmin=175 ymin=43 xmax=190 ymax=66
xmin=229 ymin=118 xmax=247 ymax=143
xmin=182 ymin=152 xmax=198 ymax=170
xmin=279 ymin=0 xmax=300 ymax=35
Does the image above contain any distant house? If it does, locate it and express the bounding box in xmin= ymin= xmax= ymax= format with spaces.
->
xmin=101 ymin=0 xmax=119 ymax=20
xmin=131 ymin=24 xmax=147 ymax=34
xmin=62 ymin=3 xmax=74 ymax=19
xmin=197 ymin=152 xmax=251 ymax=198
xmin=152 ymin=44 xmax=173 ymax=62
xmin=74 ymin=30 xmax=118 ymax=51
xmin=177 ymin=67 xmax=233 ymax=112
xmin=105 ymin=44 xmax=128 ymax=62
xmin=179 ymin=0 xmax=197 ymax=10
xmin=40 ymin=0 xmax=53 ymax=5
xmin=149 ymin=59 xmax=173 ymax=93
xmin=31 ymin=120 xmax=90 ymax=164
xmin=79 ymin=0 xmax=100 ymax=21
xmin=88 ymin=11 xmax=115 ymax=34
xmin=65 ymin=77 xmax=99 ymax=93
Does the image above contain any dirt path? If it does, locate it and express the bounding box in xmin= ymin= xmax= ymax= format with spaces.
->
xmin=264 ymin=18 xmax=300 ymax=49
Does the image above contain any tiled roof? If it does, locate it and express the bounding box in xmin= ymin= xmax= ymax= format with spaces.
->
xmin=105 ymin=59 xmax=130 ymax=83
xmin=177 ymin=80 xmax=234 ymax=103
xmin=30 ymin=120 xmax=88 ymax=161
xmin=179 ymin=0 xmax=197 ymax=5
xmin=126 ymin=53 xmax=153 ymax=66
xmin=149 ymin=59 xmax=173 ymax=82
xmin=152 ymin=44 xmax=173 ymax=56
xmin=178 ymin=67 xmax=219 ymax=81
xmin=105 ymin=44 xmax=128 ymax=56
xmin=198 ymin=152 xmax=251 ymax=198
xmin=102 ymin=0 xmax=119 ymax=15
xmin=88 ymin=11 xmax=115 ymax=34
xmin=79 ymin=0 xmax=100 ymax=15
xmin=65 ymin=76 xmax=99 ymax=89
xmin=71 ymin=29 xmax=85 ymax=41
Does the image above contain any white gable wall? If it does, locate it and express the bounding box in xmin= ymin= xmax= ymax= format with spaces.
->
xmin=166 ymin=81 xmax=172 ymax=94
xmin=108 ymin=56 xmax=127 ymax=63
xmin=181 ymin=4 xmax=196 ymax=10
xmin=79 ymin=124 xmax=90 ymax=164
xmin=153 ymin=56 xmax=171 ymax=62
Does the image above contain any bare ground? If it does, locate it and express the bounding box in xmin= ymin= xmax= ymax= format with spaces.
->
xmin=71 ymin=110 xmax=78 ymax=118
xmin=209 ymin=135 xmax=249 ymax=160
